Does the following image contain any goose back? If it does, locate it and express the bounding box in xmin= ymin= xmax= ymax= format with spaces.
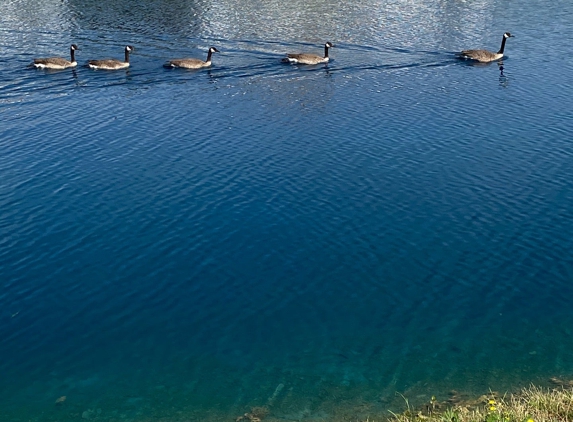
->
xmin=33 ymin=44 xmax=78 ymax=69
xmin=166 ymin=47 xmax=219 ymax=69
xmin=458 ymin=32 xmax=513 ymax=63
xmin=88 ymin=45 xmax=133 ymax=70
xmin=284 ymin=42 xmax=334 ymax=65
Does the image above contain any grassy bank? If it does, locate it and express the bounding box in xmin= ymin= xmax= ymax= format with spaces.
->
xmin=385 ymin=380 xmax=573 ymax=422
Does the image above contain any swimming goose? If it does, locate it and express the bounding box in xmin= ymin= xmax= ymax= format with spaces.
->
xmin=88 ymin=45 xmax=134 ymax=70
xmin=458 ymin=32 xmax=514 ymax=62
xmin=165 ymin=47 xmax=220 ymax=69
xmin=283 ymin=42 xmax=334 ymax=65
xmin=33 ymin=44 xmax=78 ymax=69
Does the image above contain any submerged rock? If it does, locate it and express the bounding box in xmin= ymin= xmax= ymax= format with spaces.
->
xmin=82 ymin=409 xmax=96 ymax=420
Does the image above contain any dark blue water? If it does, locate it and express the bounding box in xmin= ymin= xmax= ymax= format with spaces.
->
xmin=1 ymin=0 xmax=573 ymax=420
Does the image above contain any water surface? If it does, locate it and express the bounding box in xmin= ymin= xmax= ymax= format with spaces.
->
xmin=1 ymin=0 xmax=573 ymax=421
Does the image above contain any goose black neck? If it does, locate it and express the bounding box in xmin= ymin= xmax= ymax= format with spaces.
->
xmin=125 ymin=48 xmax=130 ymax=63
xmin=70 ymin=47 xmax=75 ymax=62
xmin=497 ymin=36 xmax=507 ymax=54
xmin=206 ymin=50 xmax=213 ymax=63
xmin=324 ymin=45 xmax=330 ymax=58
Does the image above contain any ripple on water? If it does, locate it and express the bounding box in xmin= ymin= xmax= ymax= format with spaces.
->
xmin=2 ymin=0 xmax=573 ymax=420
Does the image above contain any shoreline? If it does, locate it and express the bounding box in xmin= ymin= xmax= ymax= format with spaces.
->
xmin=2 ymin=376 xmax=572 ymax=422
xmin=385 ymin=378 xmax=573 ymax=422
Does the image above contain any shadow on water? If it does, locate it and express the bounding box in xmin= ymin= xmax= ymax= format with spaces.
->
xmin=456 ymin=58 xmax=503 ymax=68
xmin=26 ymin=64 xmax=80 ymax=79
xmin=81 ymin=65 xmax=133 ymax=87
xmin=161 ymin=66 xmax=223 ymax=87
xmin=452 ymin=56 xmax=510 ymax=86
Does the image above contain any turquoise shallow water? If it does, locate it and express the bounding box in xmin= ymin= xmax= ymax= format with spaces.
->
xmin=1 ymin=0 xmax=573 ymax=420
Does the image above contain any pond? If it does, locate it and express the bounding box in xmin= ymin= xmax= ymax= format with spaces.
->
xmin=1 ymin=0 xmax=573 ymax=420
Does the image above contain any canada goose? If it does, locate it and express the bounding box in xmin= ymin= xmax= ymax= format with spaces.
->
xmin=165 ymin=47 xmax=220 ymax=69
xmin=88 ymin=45 xmax=134 ymax=70
xmin=32 ymin=44 xmax=78 ymax=69
xmin=283 ymin=42 xmax=334 ymax=65
xmin=458 ymin=32 xmax=514 ymax=63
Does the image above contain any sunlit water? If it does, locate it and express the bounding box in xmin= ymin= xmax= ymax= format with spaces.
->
xmin=1 ymin=0 xmax=573 ymax=420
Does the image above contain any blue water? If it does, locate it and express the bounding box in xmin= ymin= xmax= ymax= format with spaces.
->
xmin=1 ymin=0 xmax=573 ymax=420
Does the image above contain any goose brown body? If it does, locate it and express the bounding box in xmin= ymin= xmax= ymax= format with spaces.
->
xmin=166 ymin=47 xmax=219 ymax=69
xmin=284 ymin=42 xmax=334 ymax=65
xmin=33 ymin=44 xmax=78 ymax=69
xmin=459 ymin=32 xmax=514 ymax=63
xmin=88 ymin=45 xmax=134 ymax=70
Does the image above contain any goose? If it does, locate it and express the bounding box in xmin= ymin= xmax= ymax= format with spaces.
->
xmin=283 ymin=42 xmax=334 ymax=65
xmin=32 ymin=44 xmax=78 ymax=69
xmin=458 ymin=32 xmax=514 ymax=63
xmin=88 ymin=45 xmax=134 ymax=70
xmin=165 ymin=46 xmax=220 ymax=69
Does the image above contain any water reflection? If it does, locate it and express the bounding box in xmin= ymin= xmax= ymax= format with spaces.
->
xmin=38 ymin=67 xmax=80 ymax=85
xmin=65 ymin=0 xmax=213 ymax=37
xmin=0 ymin=0 xmax=505 ymax=76
xmin=0 ymin=0 xmax=73 ymax=32
xmin=1 ymin=0 xmax=500 ymax=52
xmin=498 ymin=63 xmax=509 ymax=88
xmin=163 ymin=65 xmax=220 ymax=85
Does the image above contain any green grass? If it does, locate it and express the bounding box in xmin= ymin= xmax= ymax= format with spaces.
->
xmin=381 ymin=384 xmax=573 ymax=422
